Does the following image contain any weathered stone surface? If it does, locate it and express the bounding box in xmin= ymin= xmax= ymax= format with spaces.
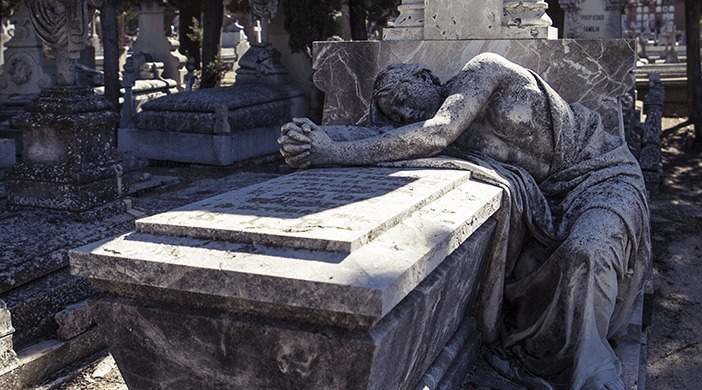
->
xmin=384 ymin=0 xmax=555 ymax=40
xmin=313 ymin=39 xmax=635 ymax=132
xmin=3 ymin=270 xmax=93 ymax=351
xmin=0 ymin=301 xmax=12 ymax=338
xmin=118 ymin=126 xmax=282 ymax=166
xmin=7 ymin=87 xmax=124 ymax=216
xmin=137 ymin=83 xmax=305 ymax=132
xmin=131 ymin=0 xmax=186 ymax=88
xmin=55 ymin=301 xmax=94 ymax=341
xmin=0 ymin=169 xmax=280 ymax=387
xmin=137 ymin=168 xmax=472 ymax=252
xmin=0 ymin=326 xmax=106 ymax=390
xmin=0 ymin=139 xmax=15 ymax=168
xmin=126 ymin=82 xmax=305 ymax=165
xmin=0 ymin=335 xmax=18 ymax=374
xmin=71 ymin=165 xmax=501 ymax=388
xmin=72 ymin=173 xmax=501 ymax=324
xmin=0 ymin=3 xmax=55 ymax=105
xmin=0 ymin=208 xmax=134 ymax=296
xmin=560 ymin=0 xmax=626 ymax=39
xmin=87 ymin=220 xmax=495 ymax=389
xmin=424 ymin=0 xmax=502 ymax=40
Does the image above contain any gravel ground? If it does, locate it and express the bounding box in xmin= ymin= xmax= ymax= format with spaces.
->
xmin=33 ymin=119 xmax=702 ymax=390
xmin=646 ymin=118 xmax=702 ymax=390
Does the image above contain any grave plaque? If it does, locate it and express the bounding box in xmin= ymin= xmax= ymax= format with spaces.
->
xmin=137 ymin=168 xmax=471 ymax=252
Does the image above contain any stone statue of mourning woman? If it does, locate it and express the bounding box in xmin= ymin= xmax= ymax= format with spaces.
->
xmin=278 ymin=53 xmax=651 ymax=390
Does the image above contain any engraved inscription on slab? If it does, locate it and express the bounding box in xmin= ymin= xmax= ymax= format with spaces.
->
xmin=136 ymin=168 xmax=471 ymax=252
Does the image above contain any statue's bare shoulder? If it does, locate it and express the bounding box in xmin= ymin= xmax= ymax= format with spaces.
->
xmin=446 ymin=53 xmax=554 ymax=178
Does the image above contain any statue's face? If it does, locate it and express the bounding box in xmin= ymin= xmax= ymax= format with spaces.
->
xmin=376 ymin=76 xmax=444 ymax=125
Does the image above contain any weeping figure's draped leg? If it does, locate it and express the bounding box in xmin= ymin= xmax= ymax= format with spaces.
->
xmin=502 ymin=208 xmax=644 ymax=390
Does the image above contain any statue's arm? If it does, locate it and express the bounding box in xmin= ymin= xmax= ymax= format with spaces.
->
xmin=279 ymin=53 xmax=511 ymax=168
xmin=320 ymin=53 xmax=509 ymax=165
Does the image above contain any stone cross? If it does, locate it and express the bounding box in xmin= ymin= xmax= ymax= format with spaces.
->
xmin=384 ymin=0 xmax=556 ymax=40
xmin=253 ymin=20 xmax=263 ymax=44
xmin=248 ymin=0 xmax=278 ymax=44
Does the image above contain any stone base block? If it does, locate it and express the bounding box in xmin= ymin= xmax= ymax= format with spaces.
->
xmin=87 ymin=220 xmax=495 ymax=389
xmin=0 ymin=139 xmax=16 ymax=168
xmin=118 ymin=126 xmax=281 ymax=166
xmin=3 ymin=270 xmax=93 ymax=351
xmin=55 ymin=302 xmax=95 ymax=341
xmin=0 ymin=327 xmax=106 ymax=390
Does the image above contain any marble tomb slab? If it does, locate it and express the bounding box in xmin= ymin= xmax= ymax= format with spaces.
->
xmin=71 ymin=168 xmax=501 ymax=324
xmin=136 ymin=168 xmax=472 ymax=252
xmin=313 ymin=39 xmax=635 ymax=132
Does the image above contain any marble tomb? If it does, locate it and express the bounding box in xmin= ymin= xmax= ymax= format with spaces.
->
xmin=70 ymin=167 xmax=502 ymax=389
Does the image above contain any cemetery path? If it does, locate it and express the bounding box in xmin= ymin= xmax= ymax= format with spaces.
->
xmin=32 ymin=120 xmax=702 ymax=390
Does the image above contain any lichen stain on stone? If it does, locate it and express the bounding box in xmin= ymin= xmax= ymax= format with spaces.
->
xmin=274 ymin=338 xmax=318 ymax=378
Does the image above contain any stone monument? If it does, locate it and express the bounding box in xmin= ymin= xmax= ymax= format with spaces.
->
xmin=118 ymin=0 xmax=306 ymax=166
xmin=7 ymin=0 xmax=124 ymax=219
xmin=303 ymin=0 xmax=648 ymax=384
xmin=130 ymin=0 xmax=187 ymax=89
xmin=284 ymin=46 xmax=649 ymax=388
xmin=71 ymin=167 xmax=502 ymax=389
xmin=384 ymin=0 xmax=557 ymax=40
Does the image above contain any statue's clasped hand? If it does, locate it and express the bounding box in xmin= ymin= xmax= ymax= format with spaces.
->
xmin=278 ymin=118 xmax=334 ymax=168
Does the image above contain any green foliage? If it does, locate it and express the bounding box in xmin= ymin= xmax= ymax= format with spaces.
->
xmin=280 ymin=0 xmax=399 ymax=54
xmin=226 ymin=0 xmax=250 ymax=14
xmin=365 ymin=0 xmax=400 ymax=37
xmin=282 ymin=0 xmax=341 ymax=55
xmin=186 ymin=16 xmax=203 ymax=45
xmin=199 ymin=55 xmax=228 ymax=88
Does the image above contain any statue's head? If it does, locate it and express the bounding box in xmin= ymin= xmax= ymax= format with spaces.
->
xmin=369 ymin=64 xmax=446 ymax=127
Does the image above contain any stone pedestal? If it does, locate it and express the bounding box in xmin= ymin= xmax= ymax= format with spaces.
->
xmin=383 ymin=0 xmax=425 ymax=40
xmin=7 ymin=87 xmax=125 ymax=218
xmin=131 ymin=0 xmax=186 ymax=88
xmin=71 ymin=167 xmax=502 ymax=389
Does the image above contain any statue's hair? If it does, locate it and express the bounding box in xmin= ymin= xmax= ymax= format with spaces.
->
xmin=369 ymin=64 xmax=444 ymax=127
xmin=372 ymin=64 xmax=442 ymax=99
